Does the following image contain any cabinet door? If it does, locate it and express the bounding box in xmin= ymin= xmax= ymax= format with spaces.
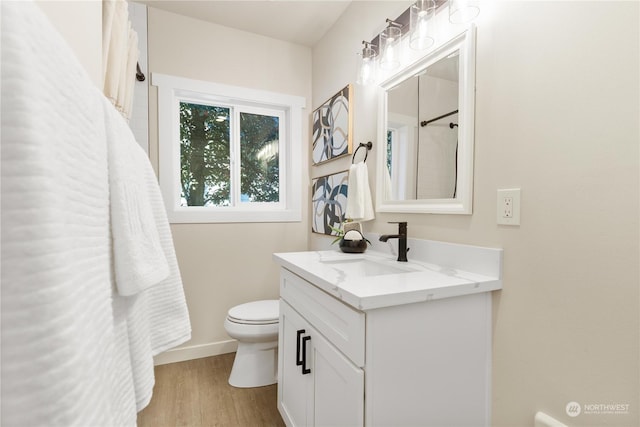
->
xmin=312 ymin=331 xmax=364 ymax=427
xmin=278 ymin=301 xmax=313 ymax=427
xmin=279 ymin=300 xmax=365 ymax=427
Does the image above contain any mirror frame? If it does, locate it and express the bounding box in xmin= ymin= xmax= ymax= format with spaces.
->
xmin=376 ymin=26 xmax=476 ymax=214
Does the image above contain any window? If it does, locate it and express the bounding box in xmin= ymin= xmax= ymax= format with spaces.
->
xmin=386 ymin=128 xmax=394 ymax=175
xmin=386 ymin=117 xmax=416 ymax=200
xmin=178 ymin=102 xmax=282 ymax=207
xmin=153 ymin=74 xmax=305 ymax=223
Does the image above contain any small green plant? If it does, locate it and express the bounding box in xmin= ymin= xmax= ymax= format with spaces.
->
xmin=329 ymin=224 xmax=346 ymax=245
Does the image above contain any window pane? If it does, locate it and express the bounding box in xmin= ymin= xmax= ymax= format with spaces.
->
xmin=179 ymin=102 xmax=230 ymax=206
xmin=240 ymin=112 xmax=280 ymax=203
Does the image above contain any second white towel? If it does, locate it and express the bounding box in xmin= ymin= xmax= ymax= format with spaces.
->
xmin=105 ymin=94 xmax=169 ymax=297
xmin=346 ymin=161 xmax=375 ymax=222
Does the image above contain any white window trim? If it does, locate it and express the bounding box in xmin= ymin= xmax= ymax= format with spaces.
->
xmin=152 ymin=73 xmax=305 ymax=223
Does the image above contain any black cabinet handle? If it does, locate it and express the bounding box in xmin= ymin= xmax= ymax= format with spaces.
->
xmin=301 ymin=335 xmax=311 ymax=375
xmin=296 ymin=329 xmax=305 ymax=366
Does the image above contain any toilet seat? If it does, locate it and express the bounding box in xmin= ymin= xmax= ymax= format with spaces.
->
xmin=227 ymin=300 xmax=279 ymax=325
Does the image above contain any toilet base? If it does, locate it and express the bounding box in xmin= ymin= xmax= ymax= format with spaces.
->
xmin=229 ymin=340 xmax=278 ymax=388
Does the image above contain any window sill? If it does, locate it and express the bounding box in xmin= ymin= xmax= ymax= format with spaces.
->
xmin=166 ymin=208 xmax=301 ymax=224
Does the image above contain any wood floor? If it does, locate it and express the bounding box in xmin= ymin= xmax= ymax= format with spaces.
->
xmin=137 ymin=353 xmax=285 ymax=427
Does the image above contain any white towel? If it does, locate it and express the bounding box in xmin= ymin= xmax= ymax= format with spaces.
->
xmin=346 ymin=161 xmax=375 ymax=221
xmin=106 ymin=92 xmax=169 ymax=297
xmin=103 ymin=95 xmax=191 ymax=409
xmin=103 ymin=0 xmax=138 ymax=119
xmin=1 ymin=2 xmax=136 ymax=424
xmin=1 ymin=1 xmax=191 ymax=424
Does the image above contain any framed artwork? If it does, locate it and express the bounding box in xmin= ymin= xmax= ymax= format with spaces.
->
xmin=311 ymin=170 xmax=349 ymax=235
xmin=312 ymin=84 xmax=353 ymax=165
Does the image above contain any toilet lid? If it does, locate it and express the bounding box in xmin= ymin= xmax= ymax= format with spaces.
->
xmin=228 ymin=300 xmax=279 ymax=324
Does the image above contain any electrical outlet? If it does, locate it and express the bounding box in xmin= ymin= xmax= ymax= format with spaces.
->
xmin=503 ymin=197 xmax=513 ymax=218
xmin=497 ymin=189 xmax=520 ymax=225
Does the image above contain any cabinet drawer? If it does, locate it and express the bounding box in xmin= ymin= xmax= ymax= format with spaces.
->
xmin=280 ymin=268 xmax=365 ymax=367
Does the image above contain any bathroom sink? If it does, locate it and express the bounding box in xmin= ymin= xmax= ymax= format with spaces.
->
xmin=320 ymin=256 xmax=421 ymax=277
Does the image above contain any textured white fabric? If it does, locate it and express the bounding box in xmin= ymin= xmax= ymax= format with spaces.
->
xmin=106 ymin=95 xmax=169 ymax=297
xmin=346 ymin=161 xmax=375 ymax=222
xmin=103 ymin=95 xmax=192 ymax=408
xmin=103 ymin=0 xmax=138 ymax=119
xmin=1 ymin=1 xmax=191 ymax=424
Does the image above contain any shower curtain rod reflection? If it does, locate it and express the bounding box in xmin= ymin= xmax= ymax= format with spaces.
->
xmin=420 ymin=109 xmax=458 ymax=127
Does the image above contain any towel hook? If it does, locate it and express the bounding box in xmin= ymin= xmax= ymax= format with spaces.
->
xmin=352 ymin=141 xmax=373 ymax=164
xmin=136 ymin=62 xmax=146 ymax=82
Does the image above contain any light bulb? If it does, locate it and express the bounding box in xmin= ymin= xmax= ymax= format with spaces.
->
xmin=356 ymin=42 xmax=377 ymax=85
xmin=380 ymin=23 xmax=402 ymax=70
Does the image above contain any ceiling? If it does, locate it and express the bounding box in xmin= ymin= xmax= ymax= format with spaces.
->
xmin=138 ymin=0 xmax=353 ymax=47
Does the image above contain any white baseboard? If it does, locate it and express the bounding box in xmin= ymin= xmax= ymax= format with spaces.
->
xmin=153 ymin=339 xmax=238 ymax=366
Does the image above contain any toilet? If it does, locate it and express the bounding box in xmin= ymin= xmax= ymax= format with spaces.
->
xmin=224 ymin=299 xmax=279 ymax=388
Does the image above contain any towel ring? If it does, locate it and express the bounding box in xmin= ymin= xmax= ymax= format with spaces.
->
xmin=352 ymin=141 xmax=373 ymax=164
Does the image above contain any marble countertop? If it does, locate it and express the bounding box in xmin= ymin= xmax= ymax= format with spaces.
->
xmin=273 ymin=249 xmax=502 ymax=311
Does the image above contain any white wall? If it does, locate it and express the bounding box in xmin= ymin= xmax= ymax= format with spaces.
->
xmin=146 ymin=7 xmax=312 ymax=363
xmin=312 ymin=1 xmax=639 ymax=426
xmin=36 ymin=0 xmax=102 ymax=86
xmin=128 ymin=2 xmax=149 ymax=153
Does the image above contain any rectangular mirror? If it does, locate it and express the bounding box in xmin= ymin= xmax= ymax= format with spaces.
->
xmin=376 ymin=27 xmax=476 ymax=214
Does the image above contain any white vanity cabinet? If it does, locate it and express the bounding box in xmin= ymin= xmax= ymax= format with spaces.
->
xmin=278 ymin=269 xmax=365 ymax=427
xmin=276 ymin=251 xmax=499 ymax=427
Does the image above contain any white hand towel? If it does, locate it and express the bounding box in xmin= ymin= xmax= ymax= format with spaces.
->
xmin=346 ymin=161 xmax=375 ymax=222
xmin=105 ymin=93 xmax=170 ymax=297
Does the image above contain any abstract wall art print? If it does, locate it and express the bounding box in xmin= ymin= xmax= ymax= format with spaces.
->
xmin=312 ymin=84 xmax=353 ymax=165
xmin=311 ymin=170 xmax=349 ymax=235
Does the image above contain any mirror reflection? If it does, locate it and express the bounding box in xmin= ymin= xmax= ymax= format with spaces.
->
xmin=385 ymin=52 xmax=459 ymax=201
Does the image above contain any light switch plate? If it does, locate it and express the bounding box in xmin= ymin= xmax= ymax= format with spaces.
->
xmin=497 ymin=188 xmax=520 ymax=225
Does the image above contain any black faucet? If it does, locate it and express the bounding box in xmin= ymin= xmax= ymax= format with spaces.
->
xmin=379 ymin=221 xmax=408 ymax=262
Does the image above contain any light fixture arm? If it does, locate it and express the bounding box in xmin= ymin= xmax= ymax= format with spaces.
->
xmin=385 ymin=18 xmax=404 ymax=29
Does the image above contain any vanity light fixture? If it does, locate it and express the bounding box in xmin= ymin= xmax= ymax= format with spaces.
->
xmin=379 ymin=19 xmax=403 ymax=70
xmin=448 ymin=0 xmax=480 ymax=24
xmin=409 ymin=0 xmax=436 ymax=50
xmin=356 ymin=41 xmax=378 ymax=85
xmin=356 ymin=1 xmax=480 ymax=84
